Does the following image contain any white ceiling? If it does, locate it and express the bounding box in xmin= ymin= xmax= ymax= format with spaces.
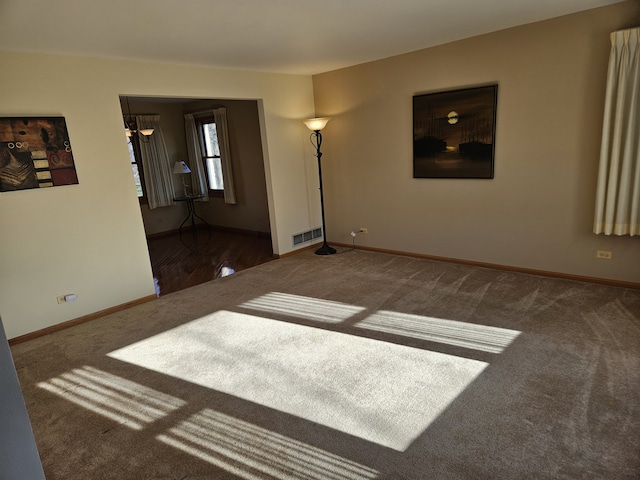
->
xmin=0 ymin=0 xmax=624 ymax=75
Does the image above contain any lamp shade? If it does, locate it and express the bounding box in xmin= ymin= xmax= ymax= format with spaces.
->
xmin=173 ymin=160 xmax=191 ymax=174
xmin=139 ymin=128 xmax=154 ymax=136
xmin=303 ymin=117 xmax=330 ymax=132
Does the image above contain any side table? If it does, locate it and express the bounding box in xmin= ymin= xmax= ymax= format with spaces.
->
xmin=173 ymin=194 xmax=211 ymax=239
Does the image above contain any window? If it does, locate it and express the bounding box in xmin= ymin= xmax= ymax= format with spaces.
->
xmin=128 ymin=141 xmax=143 ymax=197
xmin=185 ymin=108 xmax=235 ymax=203
xmin=126 ymin=118 xmax=147 ymax=203
xmin=198 ymin=118 xmax=224 ymax=192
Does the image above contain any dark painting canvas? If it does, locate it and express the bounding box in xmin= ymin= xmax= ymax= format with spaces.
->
xmin=413 ymin=85 xmax=497 ymax=179
xmin=0 ymin=117 xmax=78 ymax=192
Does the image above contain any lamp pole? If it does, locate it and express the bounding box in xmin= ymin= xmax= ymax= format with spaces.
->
xmin=304 ymin=117 xmax=336 ymax=255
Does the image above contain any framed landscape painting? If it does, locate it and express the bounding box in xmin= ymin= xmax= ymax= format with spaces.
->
xmin=413 ymin=85 xmax=497 ymax=179
xmin=0 ymin=116 xmax=78 ymax=192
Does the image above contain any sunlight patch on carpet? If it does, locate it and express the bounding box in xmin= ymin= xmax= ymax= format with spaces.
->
xmin=358 ymin=311 xmax=520 ymax=353
xmin=157 ymin=408 xmax=379 ymax=480
xmin=37 ymin=366 xmax=186 ymax=430
xmin=240 ymin=292 xmax=366 ymax=323
xmin=108 ymin=311 xmax=488 ymax=450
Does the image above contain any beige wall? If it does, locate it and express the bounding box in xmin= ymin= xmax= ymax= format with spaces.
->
xmin=312 ymin=1 xmax=640 ymax=284
xmin=0 ymin=53 xmax=316 ymax=339
xmin=2 ymin=3 xmax=638 ymax=340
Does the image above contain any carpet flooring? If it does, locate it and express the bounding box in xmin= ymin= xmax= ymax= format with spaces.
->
xmin=10 ymin=249 xmax=640 ymax=479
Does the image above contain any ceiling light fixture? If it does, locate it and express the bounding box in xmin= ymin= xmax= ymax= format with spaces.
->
xmin=123 ymin=97 xmax=154 ymax=142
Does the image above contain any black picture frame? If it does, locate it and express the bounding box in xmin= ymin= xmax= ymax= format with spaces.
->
xmin=413 ymin=85 xmax=497 ymax=179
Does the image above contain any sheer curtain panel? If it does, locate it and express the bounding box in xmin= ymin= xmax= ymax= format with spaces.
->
xmin=594 ymin=27 xmax=640 ymax=236
xmin=184 ymin=114 xmax=210 ymax=201
xmin=137 ymin=115 xmax=176 ymax=209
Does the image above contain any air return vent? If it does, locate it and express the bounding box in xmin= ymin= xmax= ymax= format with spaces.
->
xmin=292 ymin=227 xmax=323 ymax=246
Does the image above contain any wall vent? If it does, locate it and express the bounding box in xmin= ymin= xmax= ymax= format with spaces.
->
xmin=292 ymin=227 xmax=323 ymax=246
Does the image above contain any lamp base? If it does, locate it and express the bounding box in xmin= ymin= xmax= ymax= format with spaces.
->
xmin=315 ymin=243 xmax=337 ymax=255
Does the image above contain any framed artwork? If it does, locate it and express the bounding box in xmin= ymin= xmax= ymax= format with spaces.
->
xmin=413 ymin=85 xmax=497 ymax=179
xmin=0 ymin=116 xmax=78 ymax=192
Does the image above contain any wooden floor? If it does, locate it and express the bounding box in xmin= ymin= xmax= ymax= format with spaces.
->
xmin=146 ymin=228 xmax=275 ymax=296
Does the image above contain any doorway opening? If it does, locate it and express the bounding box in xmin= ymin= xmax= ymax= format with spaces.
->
xmin=119 ymin=96 xmax=274 ymax=295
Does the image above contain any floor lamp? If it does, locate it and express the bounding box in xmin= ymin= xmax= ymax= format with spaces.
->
xmin=303 ymin=117 xmax=336 ymax=255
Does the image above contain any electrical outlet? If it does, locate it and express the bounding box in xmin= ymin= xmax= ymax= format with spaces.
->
xmin=596 ymin=250 xmax=612 ymax=259
xmin=360 ymin=228 xmax=368 ymax=234
xmin=57 ymin=293 xmax=77 ymax=303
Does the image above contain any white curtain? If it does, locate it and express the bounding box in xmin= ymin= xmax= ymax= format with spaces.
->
xmin=184 ymin=114 xmax=209 ymax=201
xmin=213 ymin=107 xmax=237 ymax=204
xmin=594 ymin=27 xmax=640 ymax=236
xmin=137 ymin=115 xmax=176 ymax=209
